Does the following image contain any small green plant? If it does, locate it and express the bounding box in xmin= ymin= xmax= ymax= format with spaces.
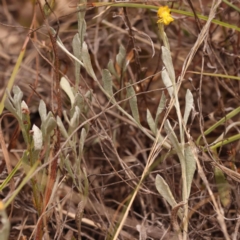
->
xmin=2 ymin=1 xmax=240 ymax=239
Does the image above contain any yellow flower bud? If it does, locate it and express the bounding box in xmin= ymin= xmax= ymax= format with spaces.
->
xmin=157 ymin=6 xmax=174 ymax=25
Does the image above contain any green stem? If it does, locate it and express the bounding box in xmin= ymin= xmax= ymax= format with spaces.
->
xmin=88 ymin=2 xmax=240 ymax=32
xmin=158 ymin=23 xmax=170 ymax=50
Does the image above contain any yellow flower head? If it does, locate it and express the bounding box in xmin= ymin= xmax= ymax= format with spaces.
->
xmin=157 ymin=6 xmax=174 ymax=25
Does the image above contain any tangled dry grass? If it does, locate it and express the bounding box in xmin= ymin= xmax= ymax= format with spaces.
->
xmin=1 ymin=0 xmax=240 ymax=240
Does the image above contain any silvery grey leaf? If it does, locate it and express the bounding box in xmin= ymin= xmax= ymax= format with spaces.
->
xmin=60 ymin=77 xmax=75 ymax=107
xmin=147 ymin=109 xmax=156 ymax=134
xmin=161 ymin=46 xmax=175 ymax=83
xmin=70 ymin=106 xmax=80 ymax=128
xmin=156 ymin=174 xmax=178 ymax=208
xmin=126 ymin=83 xmax=140 ymax=124
xmin=82 ymin=42 xmax=97 ymax=81
xmin=155 ymin=92 xmax=166 ymax=127
xmin=161 ymin=68 xmax=173 ymax=97
xmin=184 ymin=144 xmax=196 ymax=198
xmin=72 ymin=33 xmax=81 ymax=84
xmin=102 ymin=69 xmax=113 ymax=97
xmin=183 ymin=89 xmax=193 ymax=125
xmin=56 ymin=116 xmax=69 ymax=139
xmin=32 ymin=124 xmax=43 ymax=151
xmin=107 ymin=59 xmax=118 ymax=78
xmin=116 ymin=44 xmax=126 ymax=70
xmin=39 ymin=100 xmax=47 ymax=122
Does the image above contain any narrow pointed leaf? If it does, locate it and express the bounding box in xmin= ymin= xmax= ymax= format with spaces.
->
xmin=156 ymin=174 xmax=177 ymax=208
xmin=164 ymin=120 xmax=181 ymax=155
xmin=60 ymin=77 xmax=75 ymax=107
xmin=56 ymin=116 xmax=69 ymax=139
xmin=73 ymin=93 xmax=84 ymax=113
xmin=156 ymin=175 xmax=183 ymax=219
xmin=185 ymin=144 xmax=196 ymax=198
xmin=107 ymin=59 xmax=118 ymax=78
xmin=70 ymin=106 xmax=80 ymax=128
xmin=147 ymin=109 xmax=156 ymax=134
xmin=72 ymin=33 xmax=81 ymax=84
xmin=82 ymin=42 xmax=97 ymax=81
xmin=183 ymin=89 xmax=193 ymax=125
xmin=116 ymin=44 xmax=126 ymax=71
xmin=155 ymin=92 xmax=166 ymax=126
xmin=79 ymin=128 xmax=87 ymax=158
xmin=126 ymin=83 xmax=140 ymax=124
xmin=72 ymin=33 xmax=81 ymax=60
xmin=161 ymin=46 xmax=175 ymax=83
xmin=214 ymin=166 xmax=231 ymax=207
xmin=161 ymin=68 xmax=173 ymax=97
xmin=77 ymin=4 xmax=86 ymax=43
xmin=44 ymin=117 xmax=57 ymax=136
xmin=54 ymin=28 xmax=83 ymax=67
xmin=13 ymin=86 xmax=23 ymax=118
xmin=65 ymin=155 xmax=77 ymax=186
xmin=102 ymin=69 xmax=113 ymax=97
xmin=4 ymin=98 xmax=17 ymax=119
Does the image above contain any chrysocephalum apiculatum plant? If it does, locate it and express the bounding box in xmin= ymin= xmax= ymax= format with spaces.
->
xmin=2 ymin=1 xmax=235 ymax=239
xmin=153 ymin=6 xmax=196 ymax=240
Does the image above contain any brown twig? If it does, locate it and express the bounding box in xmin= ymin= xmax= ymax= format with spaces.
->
xmin=35 ymin=1 xmax=62 ymax=239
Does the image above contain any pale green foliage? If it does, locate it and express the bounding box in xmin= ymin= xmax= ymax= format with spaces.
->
xmin=214 ymin=166 xmax=231 ymax=207
xmin=155 ymin=45 xmax=196 ymax=238
xmin=102 ymin=69 xmax=114 ymax=97
xmin=126 ymin=83 xmax=140 ymax=124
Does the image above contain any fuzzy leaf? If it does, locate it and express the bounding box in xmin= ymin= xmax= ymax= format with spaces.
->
xmin=161 ymin=46 xmax=175 ymax=83
xmin=164 ymin=120 xmax=180 ymax=154
xmin=54 ymin=28 xmax=84 ymax=67
xmin=214 ymin=166 xmax=231 ymax=208
xmin=156 ymin=175 xmax=183 ymax=219
xmin=70 ymin=106 xmax=80 ymax=128
xmin=56 ymin=116 xmax=69 ymax=139
xmin=13 ymin=85 xmax=23 ymax=104
xmin=73 ymin=93 xmax=84 ymax=114
xmin=161 ymin=68 xmax=173 ymax=97
xmin=183 ymin=89 xmax=193 ymax=125
xmin=116 ymin=44 xmax=126 ymax=71
xmin=107 ymin=59 xmax=118 ymax=78
xmin=21 ymin=101 xmax=29 ymax=111
xmin=39 ymin=100 xmax=47 ymax=122
xmin=60 ymin=77 xmax=75 ymax=107
xmin=102 ymin=69 xmax=113 ymax=97
xmin=65 ymin=155 xmax=78 ymax=186
xmin=5 ymin=88 xmax=23 ymax=122
xmin=44 ymin=115 xmax=57 ymax=137
xmin=32 ymin=125 xmax=43 ymax=151
xmin=126 ymin=83 xmax=140 ymax=124
xmin=72 ymin=33 xmax=81 ymax=60
xmin=156 ymin=174 xmax=177 ymax=208
xmin=147 ymin=109 xmax=156 ymax=134
xmin=82 ymin=42 xmax=97 ymax=81
xmin=13 ymin=86 xmax=23 ymax=118
xmin=72 ymin=33 xmax=82 ymax=84
xmin=185 ymin=144 xmax=196 ymax=198
xmin=155 ymin=92 xmax=166 ymax=127
xmin=79 ymin=128 xmax=87 ymax=157
xmin=4 ymin=95 xmax=17 ymax=118
xmin=77 ymin=6 xmax=86 ymax=43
